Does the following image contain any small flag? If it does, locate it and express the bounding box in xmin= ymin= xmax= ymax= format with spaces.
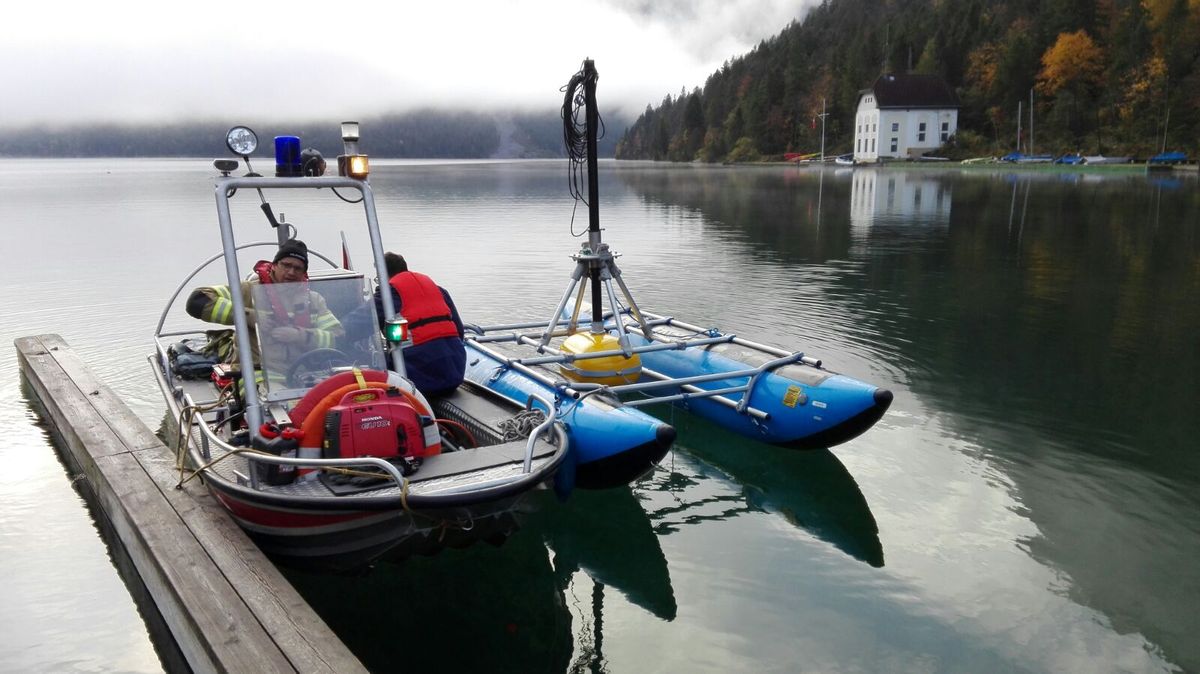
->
xmin=339 ymin=231 xmax=353 ymax=270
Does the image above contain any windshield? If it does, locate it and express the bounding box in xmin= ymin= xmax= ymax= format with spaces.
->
xmin=251 ymin=274 xmax=386 ymax=398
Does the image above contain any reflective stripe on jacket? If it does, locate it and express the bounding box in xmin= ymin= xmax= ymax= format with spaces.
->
xmin=185 ymin=278 xmax=343 ymax=362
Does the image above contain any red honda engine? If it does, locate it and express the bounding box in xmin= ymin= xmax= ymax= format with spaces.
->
xmin=322 ymin=388 xmax=438 ymax=460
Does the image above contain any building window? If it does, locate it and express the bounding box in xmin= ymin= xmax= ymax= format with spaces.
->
xmin=890 ymin=138 xmax=898 ymax=153
xmin=872 ymin=123 xmax=877 ymax=133
xmin=918 ymin=121 xmax=926 ymax=142
xmin=941 ymin=121 xmax=949 ymax=142
xmin=892 ymin=122 xmax=899 ymax=132
xmin=870 ymin=139 xmax=876 ymax=153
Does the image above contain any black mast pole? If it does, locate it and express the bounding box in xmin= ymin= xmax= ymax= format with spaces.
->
xmin=583 ymin=59 xmax=604 ymax=333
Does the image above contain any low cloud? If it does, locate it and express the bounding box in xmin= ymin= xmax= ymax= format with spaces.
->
xmin=1 ymin=0 xmax=819 ymax=127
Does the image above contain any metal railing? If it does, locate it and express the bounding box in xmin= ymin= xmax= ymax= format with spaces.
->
xmin=465 ymin=308 xmax=824 ymax=419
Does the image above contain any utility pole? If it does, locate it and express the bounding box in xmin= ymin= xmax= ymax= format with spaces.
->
xmin=818 ymin=98 xmax=828 ymax=162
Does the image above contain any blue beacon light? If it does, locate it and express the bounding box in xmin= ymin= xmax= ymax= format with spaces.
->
xmin=274 ymin=136 xmax=302 ymax=177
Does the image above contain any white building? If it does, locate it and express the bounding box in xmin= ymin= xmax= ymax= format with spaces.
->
xmin=853 ymin=74 xmax=959 ymax=163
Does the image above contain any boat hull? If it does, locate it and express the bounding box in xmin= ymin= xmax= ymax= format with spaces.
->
xmin=206 ymin=482 xmax=529 ymax=572
xmin=464 ymin=342 xmax=674 ymax=489
xmin=151 ymin=354 xmax=568 ymax=572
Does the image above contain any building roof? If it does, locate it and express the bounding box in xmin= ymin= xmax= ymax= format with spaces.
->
xmin=869 ymin=74 xmax=959 ymax=109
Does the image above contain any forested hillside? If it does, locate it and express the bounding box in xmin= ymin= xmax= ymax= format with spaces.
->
xmin=616 ymin=0 xmax=1200 ymax=161
xmin=0 ymin=109 xmax=626 ymax=159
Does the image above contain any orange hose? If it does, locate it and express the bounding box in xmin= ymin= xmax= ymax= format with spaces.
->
xmin=435 ymin=418 xmax=478 ymax=448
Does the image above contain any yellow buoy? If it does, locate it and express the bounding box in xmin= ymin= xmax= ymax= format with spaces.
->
xmin=559 ymin=332 xmax=642 ymax=386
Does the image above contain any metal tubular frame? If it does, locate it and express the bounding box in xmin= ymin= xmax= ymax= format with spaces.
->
xmin=465 ymin=309 xmax=815 ymax=420
xmin=177 ymin=387 xmax=553 ymax=493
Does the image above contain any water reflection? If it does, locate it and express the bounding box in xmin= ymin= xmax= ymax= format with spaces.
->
xmin=286 ymin=504 xmax=573 ymax=673
xmin=6 ymin=159 xmax=1199 ymax=671
xmin=649 ymin=410 xmax=883 ymax=567
xmin=615 ymin=162 xmax=1200 ymax=671
xmin=286 ymin=483 xmax=678 ymax=672
xmin=849 ymin=167 xmax=952 ymax=229
xmin=538 ymin=486 xmax=677 ymax=622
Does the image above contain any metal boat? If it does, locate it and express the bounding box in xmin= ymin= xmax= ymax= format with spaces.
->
xmin=151 ymin=124 xmax=579 ymax=572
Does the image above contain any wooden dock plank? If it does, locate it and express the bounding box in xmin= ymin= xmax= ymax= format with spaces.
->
xmin=136 ymin=446 xmax=360 ymax=670
xmin=37 ymin=334 xmax=164 ymax=452
xmin=16 ymin=334 xmax=365 ymax=674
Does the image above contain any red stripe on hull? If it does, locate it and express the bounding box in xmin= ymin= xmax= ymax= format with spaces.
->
xmin=212 ymin=489 xmax=380 ymax=530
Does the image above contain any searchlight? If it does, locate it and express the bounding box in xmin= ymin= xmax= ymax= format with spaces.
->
xmin=226 ymin=126 xmax=258 ymax=157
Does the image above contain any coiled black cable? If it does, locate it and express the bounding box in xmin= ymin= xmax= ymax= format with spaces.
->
xmin=561 ymin=61 xmax=605 ymax=204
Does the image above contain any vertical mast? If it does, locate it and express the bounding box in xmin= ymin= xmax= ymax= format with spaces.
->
xmin=1029 ymin=89 xmax=1034 ymax=156
xmin=1016 ymin=101 xmax=1022 ymax=153
xmin=583 ymin=59 xmax=604 ymax=333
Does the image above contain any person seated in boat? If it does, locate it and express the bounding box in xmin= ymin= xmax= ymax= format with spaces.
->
xmin=185 ymin=239 xmax=344 ymax=370
xmin=356 ymin=252 xmax=466 ymax=397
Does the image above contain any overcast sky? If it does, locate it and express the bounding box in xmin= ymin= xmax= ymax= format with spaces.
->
xmin=1 ymin=0 xmax=820 ymax=128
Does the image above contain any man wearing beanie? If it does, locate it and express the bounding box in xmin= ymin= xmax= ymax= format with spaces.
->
xmin=272 ymin=239 xmax=309 ymax=275
xmin=185 ymin=239 xmax=343 ymax=369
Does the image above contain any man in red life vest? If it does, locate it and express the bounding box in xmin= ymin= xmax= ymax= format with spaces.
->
xmin=186 ymin=239 xmax=343 ymax=367
xmin=375 ymin=252 xmax=466 ymax=397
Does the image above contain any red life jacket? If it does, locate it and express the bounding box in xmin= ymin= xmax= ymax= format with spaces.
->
xmin=254 ymin=260 xmax=311 ymax=328
xmin=388 ymin=271 xmax=458 ymax=345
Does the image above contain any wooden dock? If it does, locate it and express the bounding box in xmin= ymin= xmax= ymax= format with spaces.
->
xmin=16 ymin=334 xmax=366 ymax=674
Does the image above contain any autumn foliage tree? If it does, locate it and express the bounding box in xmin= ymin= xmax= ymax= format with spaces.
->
xmin=1036 ymin=30 xmax=1105 ymax=144
xmin=615 ymin=0 xmax=1200 ymax=161
xmin=1037 ymin=30 xmax=1105 ymax=97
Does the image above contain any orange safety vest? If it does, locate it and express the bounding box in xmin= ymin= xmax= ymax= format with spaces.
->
xmin=388 ymin=271 xmax=459 ymax=345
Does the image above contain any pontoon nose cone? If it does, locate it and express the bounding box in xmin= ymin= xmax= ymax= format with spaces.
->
xmin=781 ymin=386 xmax=893 ymax=451
xmin=873 ymin=388 xmax=894 ymax=410
xmin=656 ymin=423 xmax=677 ymax=448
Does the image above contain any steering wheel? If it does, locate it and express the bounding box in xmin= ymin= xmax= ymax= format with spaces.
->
xmin=285 ymin=348 xmax=353 ymax=388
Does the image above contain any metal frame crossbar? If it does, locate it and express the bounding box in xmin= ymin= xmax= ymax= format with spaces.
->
xmin=466 ymin=308 xmax=827 ymax=421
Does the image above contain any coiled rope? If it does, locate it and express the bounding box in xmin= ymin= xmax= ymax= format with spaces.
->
xmin=561 ymin=60 xmax=605 ymax=237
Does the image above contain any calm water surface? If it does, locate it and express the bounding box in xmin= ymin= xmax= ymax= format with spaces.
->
xmin=0 ymin=159 xmax=1196 ymax=672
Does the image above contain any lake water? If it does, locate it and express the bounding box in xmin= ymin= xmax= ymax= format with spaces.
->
xmin=1 ymin=159 xmax=1196 ymax=672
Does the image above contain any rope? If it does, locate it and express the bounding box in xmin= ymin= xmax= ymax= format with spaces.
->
xmin=561 ymin=60 xmax=604 ymax=206
xmin=497 ymin=408 xmax=547 ymax=442
xmin=173 ymin=390 xmax=234 ymax=484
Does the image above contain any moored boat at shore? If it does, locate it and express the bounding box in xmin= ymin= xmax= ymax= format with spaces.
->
xmin=150 ymin=124 xmax=589 ymax=572
xmin=1148 ymin=151 xmax=1188 ymax=165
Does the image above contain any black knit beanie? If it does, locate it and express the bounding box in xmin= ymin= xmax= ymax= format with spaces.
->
xmin=273 ymin=239 xmax=308 ymax=269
